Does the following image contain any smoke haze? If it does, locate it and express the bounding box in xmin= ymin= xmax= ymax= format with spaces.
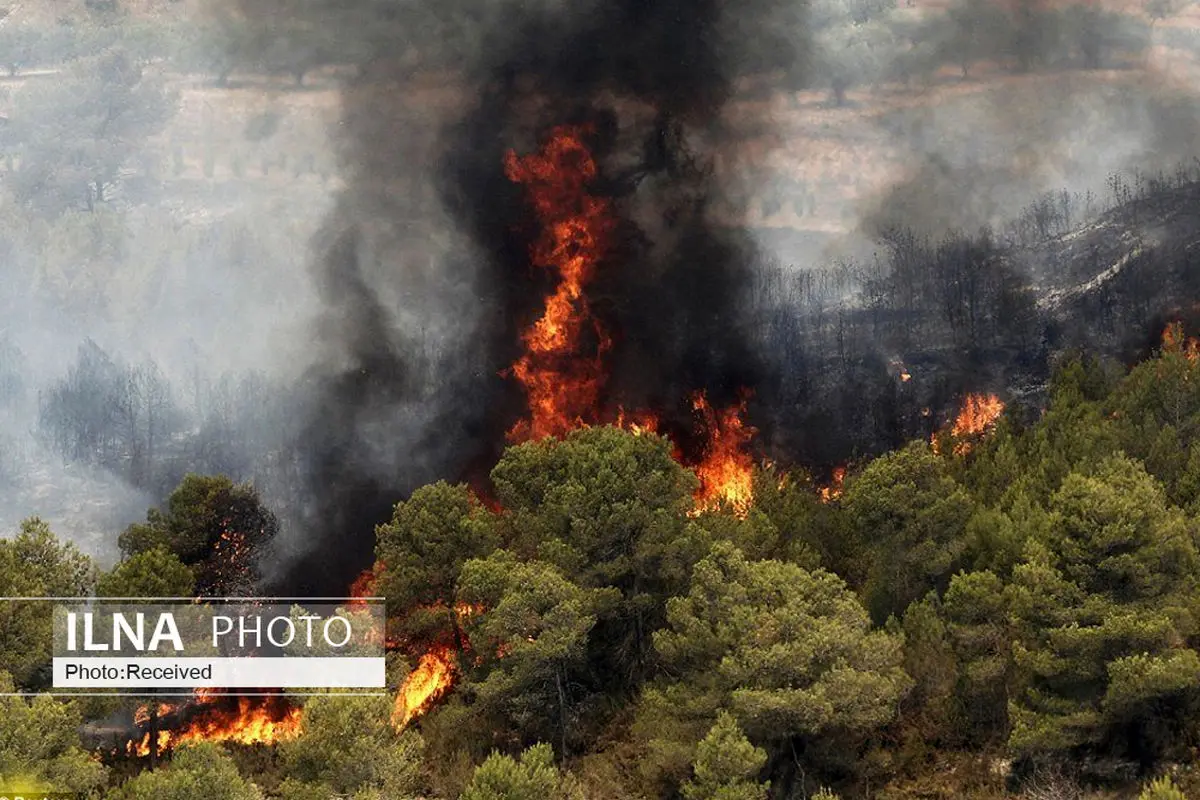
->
xmin=1 ymin=0 xmax=1199 ymax=589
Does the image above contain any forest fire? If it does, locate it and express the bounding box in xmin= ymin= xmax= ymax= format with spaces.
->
xmin=1163 ymin=322 xmax=1200 ymax=361
xmin=504 ymin=123 xmax=616 ymax=442
xmin=348 ymin=561 xmax=383 ymax=609
xmin=933 ymin=393 xmax=1006 ymax=456
xmin=128 ymin=690 xmax=302 ymax=756
xmin=820 ymin=466 xmax=847 ymax=503
xmin=392 ymin=646 xmax=456 ymax=731
xmin=689 ymin=392 xmax=756 ymax=517
xmin=951 ymin=393 xmax=1006 ymax=440
xmin=505 ymin=125 xmax=758 ymax=514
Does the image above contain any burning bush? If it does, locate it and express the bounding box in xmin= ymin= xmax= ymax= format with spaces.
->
xmin=117 ymin=474 xmax=278 ymax=596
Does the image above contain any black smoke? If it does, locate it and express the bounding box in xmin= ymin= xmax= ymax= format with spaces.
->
xmin=237 ymin=0 xmax=809 ymax=592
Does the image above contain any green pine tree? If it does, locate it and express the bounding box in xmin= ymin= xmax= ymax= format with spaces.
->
xmin=681 ymin=712 xmax=769 ymax=800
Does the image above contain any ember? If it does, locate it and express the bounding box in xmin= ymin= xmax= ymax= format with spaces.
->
xmin=1163 ymin=322 xmax=1200 ymax=362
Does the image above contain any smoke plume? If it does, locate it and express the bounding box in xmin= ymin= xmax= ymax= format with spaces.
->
xmin=234 ymin=0 xmax=810 ymax=590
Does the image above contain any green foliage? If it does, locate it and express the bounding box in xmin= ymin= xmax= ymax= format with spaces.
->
xmin=375 ymin=481 xmax=497 ymax=642
xmin=460 ymin=743 xmax=584 ymax=800
xmin=1107 ymin=325 xmax=1200 ymax=506
xmin=277 ymin=694 xmax=424 ymax=797
xmin=0 ymin=671 xmax=106 ymax=794
xmin=457 ymin=551 xmax=620 ymax=754
xmin=641 ymin=542 xmax=910 ymax=787
xmin=1139 ymin=775 xmax=1188 ymax=800
xmin=843 ymin=441 xmax=976 ymax=622
xmin=681 ymin=712 xmax=769 ymax=800
xmin=119 ymin=473 xmax=278 ymax=594
xmin=899 ymin=593 xmax=962 ymax=745
xmin=741 ymin=465 xmax=836 ymax=569
xmin=7 ymin=47 xmax=177 ymax=216
xmin=105 ymin=741 xmax=259 ymax=800
xmin=940 ymin=571 xmax=1012 ymax=740
xmin=97 ymin=546 xmax=194 ymax=597
xmin=1007 ymin=456 xmax=1200 ymax=760
xmin=0 ymin=518 xmax=96 ymax=688
xmin=490 ymin=427 xmax=705 ymax=679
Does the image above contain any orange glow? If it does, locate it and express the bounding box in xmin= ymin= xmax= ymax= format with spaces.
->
xmin=133 ymin=702 xmax=175 ymax=725
xmin=820 ymin=466 xmax=846 ymax=503
xmin=503 ymin=125 xmax=761 ymax=518
xmin=129 ymin=692 xmax=302 ymax=756
xmin=1163 ymin=323 xmax=1200 ymax=362
xmin=454 ymin=601 xmax=484 ymax=621
xmin=615 ymin=406 xmax=660 ymax=436
xmin=504 ymin=124 xmax=616 ymax=441
xmin=934 ymin=393 xmax=1005 ymax=456
xmin=951 ymin=393 xmax=1005 ymax=439
xmin=348 ymin=561 xmax=383 ymax=609
xmin=393 ymin=645 xmax=456 ymax=731
xmin=690 ymin=392 xmax=756 ymax=518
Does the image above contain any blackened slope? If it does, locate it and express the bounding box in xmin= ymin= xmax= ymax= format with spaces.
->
xmin=1028 ymin=176 xmax=1200 ymax=361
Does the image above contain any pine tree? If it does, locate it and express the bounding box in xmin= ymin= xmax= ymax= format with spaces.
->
xmin=682 ymin=712 xmax=769 ymax=800
xmin=1007 ymin=456 xmax=1200 ymax=762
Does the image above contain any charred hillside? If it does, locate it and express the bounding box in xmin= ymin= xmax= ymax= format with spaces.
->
xmin=1026 ymin=171 xmax=1200 ymax=361
xmin=748 ymin=168 xmax=1200 ymax=471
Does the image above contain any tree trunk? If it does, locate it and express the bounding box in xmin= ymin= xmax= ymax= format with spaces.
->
xmin=555 ymin=666 xmax=568 ymax=759
xmin=148 ymin=704 xmax=159 ymax=770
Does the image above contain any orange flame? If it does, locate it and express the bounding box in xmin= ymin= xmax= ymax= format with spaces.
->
xmin=1163 ymin=323 xmax=1200 ymax=362
xmin=504 ymin=124 xmax=616 ymax=441
xmin=933 ymin=393 xmax=1005 ymax=456
xmin=820 ymin=466 xmax=846 ymax=503
xmin=951 ymin=393 xmax=1005 ymax=439
xmin=393 ymin=645 xmax=456 ymax=731
xmin=690 ymin=392 xmax=756 ymax=518
xmin=504 ymin=125 xmax=760 ymax=517
xmin=349 ymin=561 xmax=384 ymax=609
xmin=615 ymin=406 xmax=660 ymax=436
xmin=129 ymin=692 xmax=302 ymax=755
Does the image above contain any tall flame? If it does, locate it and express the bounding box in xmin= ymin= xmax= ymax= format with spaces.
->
xmin=690 ymin=392 xmax=756 ymax=518
xmin=934 ymin=393 xmax=1005 ymax=456
xmin=392 ymin=645 xmax=456 ymax=731
xmin=951 ymin=393 xmax=1005 ymax=440
xmin=504 ymin=124 xmax=616 ymax=441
